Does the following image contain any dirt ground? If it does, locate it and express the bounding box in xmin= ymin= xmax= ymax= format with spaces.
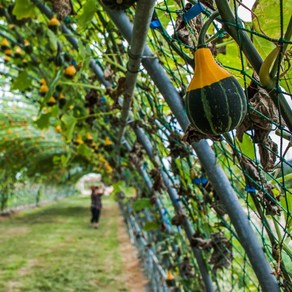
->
xmin=117 ymin=210 xmax=149 ymax=292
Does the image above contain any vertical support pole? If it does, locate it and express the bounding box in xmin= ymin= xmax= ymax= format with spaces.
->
xmin=117 ymin=0 xmax=156 ymax=143
xmin=103 ymin=8 xmax=279 ymax=291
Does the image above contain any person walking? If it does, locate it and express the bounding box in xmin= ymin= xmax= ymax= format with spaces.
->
xmin=90 ymin=185 xmax=103 ymax=228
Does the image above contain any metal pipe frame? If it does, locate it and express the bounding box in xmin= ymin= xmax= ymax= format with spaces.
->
xmin=103 ymin=7 xmax=279 ymax=291
xmin=117 ymin=0 xmax=156 ymax=144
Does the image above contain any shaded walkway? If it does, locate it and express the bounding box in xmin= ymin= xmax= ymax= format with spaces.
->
xmin=0 ymin=196 xmax=147 ymax=292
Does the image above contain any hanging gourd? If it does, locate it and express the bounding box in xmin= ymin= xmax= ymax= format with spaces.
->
xmin=86 ymin=132 xmax=93 ymax=142
xmin=4 ymin=49 xmax=13 ymax=56
xmin=64 ymin=65 xmax=76 ymax=78
xmin=48 ymin=15 xmax=60 ymax=31
xmin=104 ymin=136 xmax=113 ymax=146
xmin=185 ymin=12 xmax=247 ymax=135
xmin=101 ymin=0 xmax=138 ymax=10
xmin=39 ymin=79 xmax=49 ymax=96
xmin=165 ymin=271 xmax=175 ymax=287
xmin=55 ymin=125 xmax=62 ymax=133
xmin=58 ymin=92 xmax=66 ymax=108
xmin=21 ymin=58 xmax=28 ymax=67
xmin=75 ymin=134 xmax=84 ymax=145
xmin=14 ymin=46 xmax=23 ymax=58
xmin=1 ymin=38 xmax=10 ymax=50
xmin=47 ymin=96 xmax=57 ymax=106
xmin=39 ymin=84 xmax=49 ymax=96
xmin=23 ymin=39 xmax=33 ymax=54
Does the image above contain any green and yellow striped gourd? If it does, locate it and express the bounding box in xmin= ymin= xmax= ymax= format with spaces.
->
xmin=185 ymin=48 xmax=247 ymax=135
xmin=185 ymin=12 xmax=247 ymax=136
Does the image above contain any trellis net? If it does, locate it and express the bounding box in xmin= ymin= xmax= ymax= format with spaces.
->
xmin=0 ymin=0 xmax=291 ymax=291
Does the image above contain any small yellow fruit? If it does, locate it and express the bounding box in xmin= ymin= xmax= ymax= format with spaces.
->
xmin=165 ymin=271 xmax=175 ymax=287
xmin=55 ymin=125 xmax=62 ymax=133
xmin=24 ymin=40 xmax=30 ymax=46
xmin=47 ymin=96 xmax=56 ymax=106
xmin=4 ymin=49 xmax=12 ymax=56
xmin=39 ymin=84 xmax=49 ymax=95
xmin=40 ymin=78 xmax=47 ymax=85
xmin=64 ymin=65 xmax=76 ymax=78
xmin=1 ymin=38 xmax=9 ymax=50
xmin=48 ymin=16 xmax=60 ymax=27
xmin=104 ymin=136 xmax=113 ymax=146
xmin=59 ymin=92 xmax=65 ymax=99
xmin=75 ymin=134 xmax=84 ymax=145
xmin=86 ymin=132 xmax=93 ymax=140
xmin=104 ymin=162 xmax=113 ymax=173
xmin=4 ymin=56 xmax=11 ymax=62
xmin=91 ymin=142 xmax=98 ymax=150
xmin=166 ymin=271 xmax=174 ymax=280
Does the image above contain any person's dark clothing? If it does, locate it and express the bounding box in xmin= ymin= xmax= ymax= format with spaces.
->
xmin=90 ymin=192 xmax=102 ymax=223
xmin=91 ymin=207 xmax=101 ymax=223
xmin=91 ymin=193 xmax=102 ymax=209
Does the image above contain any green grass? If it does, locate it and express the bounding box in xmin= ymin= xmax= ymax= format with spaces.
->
xmin=0 ymin=196 xmax=128 ymax=292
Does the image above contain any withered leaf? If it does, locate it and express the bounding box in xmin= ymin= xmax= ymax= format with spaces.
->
xmin=182 ymin=125 xmax=222 ymax=144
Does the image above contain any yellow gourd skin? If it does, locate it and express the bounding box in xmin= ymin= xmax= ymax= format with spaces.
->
xmin=188 ymin=48 xmax=231 ymax=91
xmin=64 ymin=65 xmax=77 ymax=78
xmin=48 ymin=16 xmax=60 ymax=27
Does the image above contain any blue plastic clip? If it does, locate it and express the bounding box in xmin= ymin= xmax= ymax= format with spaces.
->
xmin=201 ymin=177 xmax=208 ymax=185
xmin=245 ymin=185 xmax=256 ymax=193
xmin=183 ymin=2 xmax=204 ymax=22
xmin=192 ymin=178 xmax=201 ymax=185
xmin=150 ymin=19 xmax=162 ymax=30
xmin=64 ymin=16 xmax=70 ymax=24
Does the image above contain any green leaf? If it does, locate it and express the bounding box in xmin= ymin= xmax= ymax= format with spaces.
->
xmin=77 ymin=0 xmax=97 ymax=32
xmin=35 ymin=112 xmax=51 ymax=129
xmin=111 ymin=181 xmax=137 ymax=198
xmin=252 ymin=0 xmax=292 ymax=40
xmin=47 ymin=30 xmax=58 ymax=53
xmin=11 ymin=71 xmax=32 ymax=91
xmin=143 ymin=221 xmax=159 ymax=232
xmin=61 ymin=113 xmax=77 ymax=142
xmin=252 ymin=0 xmax=292 ymax=91
xmin=61 ymin=154 xmax=71 ymax=167
xmin=77 ymin=144 xmax=93 ymax=159
xmin=12 ymin=0 xmax=36 ymax=20
xmin=133 ymin=198 xmax=151 ymax=212
xmin=236 ymin=133 xmax=256 ymax=160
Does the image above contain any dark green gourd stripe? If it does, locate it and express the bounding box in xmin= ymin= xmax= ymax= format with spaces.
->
xmin=186 ymin=77 xmax=247 ymax=135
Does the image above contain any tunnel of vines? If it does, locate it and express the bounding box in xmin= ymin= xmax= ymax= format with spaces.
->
xmin=0 ymin=0 xmax=291 ymax=291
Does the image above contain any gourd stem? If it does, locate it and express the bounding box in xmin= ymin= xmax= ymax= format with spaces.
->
xmin=198 ymin=12 xmax=220 ymax=48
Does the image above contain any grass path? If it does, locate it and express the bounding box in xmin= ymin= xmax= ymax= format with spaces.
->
xmin=0 ymin=196 xmax=146 ymax=292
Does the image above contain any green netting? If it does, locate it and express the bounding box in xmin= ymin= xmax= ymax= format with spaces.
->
xmin=0 ymin=0 xmax=291 ymax=291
